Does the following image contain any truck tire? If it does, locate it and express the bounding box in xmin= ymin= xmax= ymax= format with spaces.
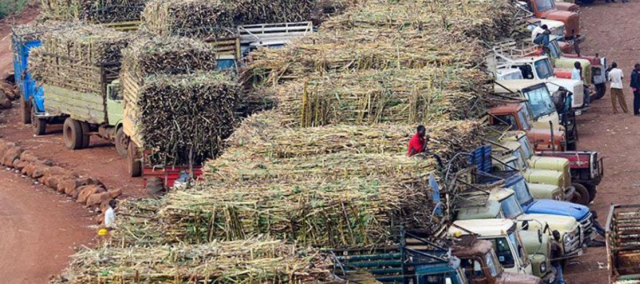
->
xmin=80 ymin=121 xmax=91 ymax=149
xmin=128 ymin=143 xmax=142 ymax=177
xmin=571 ymin=183 xmax=590 ymax=205
xmin=115 ymin=127 xmax=129 ymax=158
xmin=31 ymin=108 xmax=46 ymax=136
xmin=146 ymin=177 xmax=165 ymax=199
xmin=20 ymin=98 xmax=31 ymax=124
xmin=592 ymin=83 xmax=606 ymax=101
xmin=63 ymin=118 xmax=84 ymax=150
xmin=585 ymin=184 xmax=597 ymax=203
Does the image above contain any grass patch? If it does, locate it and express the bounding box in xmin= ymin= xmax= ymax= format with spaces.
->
xmin=0 ymin=0 xmax=29 ymax=20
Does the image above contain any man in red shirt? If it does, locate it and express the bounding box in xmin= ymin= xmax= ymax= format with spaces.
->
xmin=408 ymin=125 xmax=428 ymax=157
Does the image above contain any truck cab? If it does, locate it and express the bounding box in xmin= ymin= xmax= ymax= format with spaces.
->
xmin=518 ymin=0 xmax=580 ymax=40
xmin=456 ymin=187 xmax=584 ymax=260
xmin=504 ymin=130 xmax=602 ymax=203
xmin=238 ymin=22 xmax=314 ymax=58
xmin=449 ymin=219 xmax=556 ymax=283
xmin=488 ymin=102 xmax=568 ymax=152
xmin=494 ymin=81 xmax=563 ymax=129
xmin=452 ymin=238 xmax=543 ymax=284
xmin=490 ymin=141 xmax=573 ymax=202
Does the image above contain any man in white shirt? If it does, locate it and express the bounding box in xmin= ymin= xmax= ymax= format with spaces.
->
xmin=572 ymin=61 xmax=590 ymax=106
xmin=608 ymin=62 xmax=628 ymax=114
xmin=532 ymin=25 xmax=550 ymax=53
xmin=104 ymin=199 xmax=117 ymax=229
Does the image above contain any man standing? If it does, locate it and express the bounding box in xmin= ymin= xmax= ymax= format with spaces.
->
xmin=572 ymin=61 xmax=589 ymax=107
xmin=608 ymin=62 xmax=628 ymax=114
xmin=631 ymin=64 xmax=640 ymax=116
xmin=408 ymin=125 xmax=428 ymax=157
xmin=551 ymin=230 xmax=565 ymax=284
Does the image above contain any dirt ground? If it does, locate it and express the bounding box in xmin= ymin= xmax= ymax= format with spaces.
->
xmin=563 ymin=2 xmax=640 ymax=283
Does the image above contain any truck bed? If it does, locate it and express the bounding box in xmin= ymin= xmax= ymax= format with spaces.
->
xmin=43 ymin=85 xmax=106 ymax=124
xmin=606 ymin=204 xmax=640 ymax=284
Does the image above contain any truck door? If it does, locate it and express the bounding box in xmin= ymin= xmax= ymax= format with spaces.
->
xmin=106 ymin=83 xmax=124 ymax=126
xmin=460 ymin=257 xmax=490 ymax=284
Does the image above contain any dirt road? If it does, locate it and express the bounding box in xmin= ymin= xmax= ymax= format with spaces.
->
xmin=0 ymin=169 xmax=94 ymax=283
xmin=564 ymin=2 xmax=640 ymax=283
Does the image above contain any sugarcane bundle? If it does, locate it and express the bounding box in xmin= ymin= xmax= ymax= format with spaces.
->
xmin=121 ymin=35 xmax=218 ymax=83
xmin=141 ymin=0 xmax=315 ymax=39
xmin=322 ymin=0 xmax=520 ymax=42
xmin=108 ymin=198 xmax=168 ymax=247
xmin=40 ymin=25 xmax=131 ymax=64
xmin=52 ymin=238 xmax=334 ymax=284
xmin=123 ymin=71 xmax=238 ymax=166
xmin=40 ymin=0 xmax=149 ymax=23
xmin=268 ymin=68 xmax=490 ymax=127
xmin=158 ymin=176 xmax=435 ymax=247
xmin=10 ymin=21 xmax=71 ymax=44
xmin=247 ymin=29 xmax=486 ymax=85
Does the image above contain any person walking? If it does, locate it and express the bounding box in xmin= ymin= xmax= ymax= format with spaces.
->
xmin=609 ymin=62 xmax=629 ymax=114
xmin=630 ymin=64 xmax=640 ymax=116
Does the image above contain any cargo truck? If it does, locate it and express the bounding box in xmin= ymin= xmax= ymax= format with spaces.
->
xmin=449 ymin=219 xmax=556 ymax=283
xmin=606 ymin=204 xmax=640 ymax=284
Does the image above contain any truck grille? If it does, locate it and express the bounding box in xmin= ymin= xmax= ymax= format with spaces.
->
xmin=564 ymin=226 xmax=581 ymax=254
xmin=580 ymin=212 xmax=594 ymax=237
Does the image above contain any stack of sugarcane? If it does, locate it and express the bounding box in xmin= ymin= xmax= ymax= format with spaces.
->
xmin=51 ymin=238 xmax=335 ymax=283
xmin=28 ymin=25 xmax=130 ymax=94
xmin=39 ymin=0 xmax=149 ymax=23
xmin=158 ymin=176 xmax=434 ymax=247
xmin=10 ymin=21 xmax=70 ymax=44
xmin=120 ymin=36 xmax=238 ymax=166
xmin=141 ymin=0 xmax=315 ymax=39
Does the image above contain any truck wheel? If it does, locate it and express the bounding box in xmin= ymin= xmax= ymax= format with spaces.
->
xmin=591 ymin=84 xmax=606 ymax=101
xmin=115 ymin=128 xmax=129 ymax=158
xmin=80 ymin=121 xmax=91 ymax=149
xmin=571 ymin=183 xmax=590 ymax=205
xmin=31 ymin=108 xmax=46 ymax=136
xmin=128 ymin=143 xmax=142 ymax=177
xmin=63 ymin=118 xmax=84 ymax=150
xmin=585 ymin=184 xmax=597 ymax=203
xmin=20 ymin=98 xmax=31 ymax=124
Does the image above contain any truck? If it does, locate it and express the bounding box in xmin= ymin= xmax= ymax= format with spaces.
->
xmin=517 ymin=0 xmax=581 ymax=40
xmin=486 ymin=170 xmax=595 ymax=242
xmin=452 ymin=170 xmax=584 ymax=261
xmin=503 ymin=131 xmax=604 ymax=203
xmin=238 ymin=22 xmax=314 ymax=57
xmin=449 ymin=219 xmax=556 ymax=283
xmin=12 ymin=27 xmax=49 ymax=126
xmin=490 ymin=42 xmax=588 ymax=110
xmin=605 ymin=204 xmax=640 ymax=284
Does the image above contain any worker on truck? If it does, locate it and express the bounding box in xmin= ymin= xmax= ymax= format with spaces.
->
xmin=408 ymin=125 xmax=443 ymax=168
xmin=532 ymin=24 xmax=551 ymax=53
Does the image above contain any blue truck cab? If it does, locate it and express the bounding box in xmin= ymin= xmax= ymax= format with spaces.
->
xmin=497 ymin=170 xmax=596 ymax=244
xmin=11 ymin=34 xmax=45 ymax=124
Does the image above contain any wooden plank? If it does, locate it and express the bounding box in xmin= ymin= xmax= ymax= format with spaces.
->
xmin=43 ymin=85 xmax=106 ymax=124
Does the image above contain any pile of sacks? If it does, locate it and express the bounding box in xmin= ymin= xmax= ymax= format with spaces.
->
xmin=0 ymin=140 xmax=121 ymax=208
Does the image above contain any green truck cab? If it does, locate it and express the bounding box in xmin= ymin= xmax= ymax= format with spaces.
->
xmin=449 ymin=219 xmax=555 ymax=283
xmin=519 ymin=230 xmax=554 ymax=283
xmin=492 ymin=141 xmax=573 ymax=202
xmin=456 ymin=187 xmax=584 ymax=260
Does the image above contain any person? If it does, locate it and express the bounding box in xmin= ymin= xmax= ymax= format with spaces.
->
xmin=408 ymin=125 xmax=428 ymax=157
xmin=608 ymin=62 xmax=629 ymax=114
xmin=572 ymin=61 xmax=589 ymax=107
xmin=104 ymin=199 xmax=117 ymax=229
xmin=631 ymin=63 xmax=640 ymax=116
xmin=532 ymin=24 xmax=551 ymax=53
xmin=551 ymin=230 xmax=565 ymax=284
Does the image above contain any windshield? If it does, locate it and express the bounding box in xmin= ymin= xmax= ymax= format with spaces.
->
xmin=535 ymin=0 xmax=555 ymax=12
xmin=523 ymin=86 xmax=556 ymax=119
xmin=507 ymin=160 xmax=519 ymax=170
xmin=518 ymin=137 xmax=534 ymax=159
xmin=485 ymin=251 xmax=501 ymax=278
xmin=501 ymin=195 xmax=524 ymax=219
xmin=534 ymin=59 xmax=554 ymax=79
xmin=492 ymin=237 xmax=515 ymax=268
xmin=511 ymin=178 xmax=535 ymax=205
xmin=549 ymin=41 xmax=561 ymax=59
xmin=518 ymin=104 xmax=533 ymax=130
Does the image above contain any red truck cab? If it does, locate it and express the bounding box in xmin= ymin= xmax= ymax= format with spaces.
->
xmin=523 ymin=0 xmax=581 ymax=40
xmin=488 ymin=103 xmax=566 ymax=152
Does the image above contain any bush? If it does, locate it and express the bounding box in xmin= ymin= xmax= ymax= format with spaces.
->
xmin=0 ymin=0 xmax=28 ymax=19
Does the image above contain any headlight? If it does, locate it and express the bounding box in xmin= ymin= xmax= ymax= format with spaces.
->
xmin=540 ymin=262 xmax=547 ymax=273
xmin=563 ymin=233 xmax=571 ymax=247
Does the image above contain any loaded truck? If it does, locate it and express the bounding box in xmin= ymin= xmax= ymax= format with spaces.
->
xmin=449 ymin=219 xmax=556 ymax=283
xmin=502 ymin=131 xmax=603 ymax=203
xmin=606 ymin=204 xmax=640 ymax=284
